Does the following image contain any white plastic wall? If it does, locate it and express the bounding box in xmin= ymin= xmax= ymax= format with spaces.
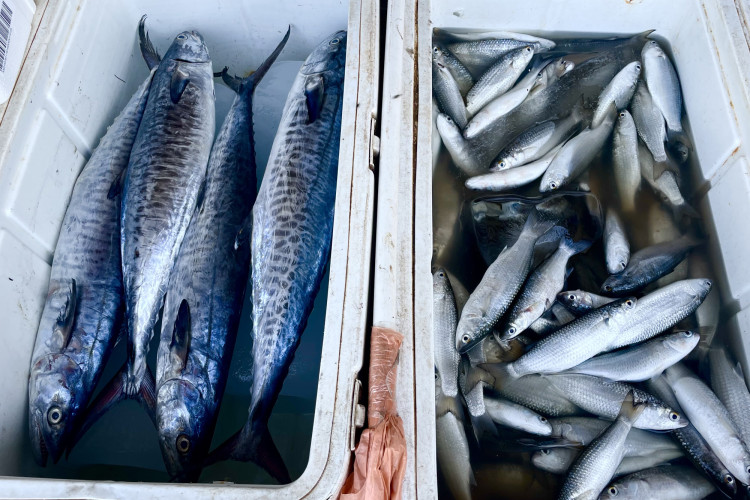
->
xmin=376 ymin=0 xmax=750 ymax=498
xmin=0 ymin=0 xmax=379 ymax=497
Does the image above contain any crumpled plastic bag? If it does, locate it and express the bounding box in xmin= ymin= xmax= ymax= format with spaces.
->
xmin=339 ymin=326 xmax=407 ymax=500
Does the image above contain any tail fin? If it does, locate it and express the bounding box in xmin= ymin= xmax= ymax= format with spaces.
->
xmin=67 ymin=363 xmax=156 ymax=457
xmin=561 ymin=236 xmax=593 ymax=257
xmin=222 ymin=26 xmax=291 ymax=95
xmin=618 ymin=390 xmax=646 ymax=425
xmin=522 ymin=207 xmax=556 ymax=240
xmin=204 ymin=424 xmax=290 ymax=484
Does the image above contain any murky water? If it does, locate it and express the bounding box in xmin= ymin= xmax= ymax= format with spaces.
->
xmin=431 ymin=30 xmax=726 ymax=499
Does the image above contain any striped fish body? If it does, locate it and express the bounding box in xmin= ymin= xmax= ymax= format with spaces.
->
xmin=237 ymin=31 xmax=346 ymax=476
xmin=121 ymin=31 xmax=215 ymax=394
xmin=28 ymin=71 xmax=154 ymax=465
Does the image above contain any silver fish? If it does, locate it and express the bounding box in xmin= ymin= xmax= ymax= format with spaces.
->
xmin=484 ymin=395 xmax=553 ymax=435
xmin=709 ymin=348 xmax=750 ymax=451
xmin=27 ymin=69 xmax=154 ymax=466
xmin=456 ymin=208 xmax=554 ymax=353
xmin=591 ymin=61 xmax=641 ymax=127
xmin=492 ymin=103 xmax=582 ymax=170
xmin=434 ymin=268 xmax=461 ymax=397
xmin=653 ymin=170 xmax=698 ymax=220
xmin=463 ymin=60 xmax=547 ymax=138
xmin=154 ymin=31 xmax=289 ymax=480
xmin=540 ymin=106 xmax=617 ymax=192
xmin=612 ymin=110 xmax=641 ymax=213
xmin=600 ymin=464 xmax=715 ymax=500
xmin=496 ymin=374 xmax=582 ymax=417
xmin=436 ymin=374 xmax=475 ymax=500
xmin=557 ymin=290 xmax=615 ymax=316
xmin=688 ymin=253 xmax=719 ymax=360
xmin=206 ymin=30 xmax=347 ymax=483
xmin=642 ymin=40 xmax=682 ymax=137
xmin=465 ymin=45 xmax=534 ymax=115
xmin=436 ymin=113 xmax=487 ymax=175
xmin=447 ymin=35 xmax=553 ymax=78
xmin=604 ymin=209 xmax=630 ymax=275
xmin=549 ymin=417 xmax=680 ymax=456
xmin=567 ymin=330 xmax=699 ymax=382
xmin=606 ymin=279 xmax=711 ymax=351
xmin=646 ymin=374 xmax=739 ymax=498
xmin=433 ymin=44 xmax=473 ymax=97
xmin=493 ymin=298 xmax=637 ymax=378
xmin=465 ymin=143 xmax=563 ymax=192
xmin=544 ymin=374 xmax=687 ymax=431
xmin=121 ymin=26 xmax=215 ymax=395
xmin=534 ymin=447 xmax=682 ymax=477
xmin=664 ymin=363 xmax=750 ymax=484
xmin=601 ymin=236 xmax=700 ymax=295
xmin=559 ymin=392 xmax=645 ymax=500
xmin=433 ymin=60 xmax=468 ymax=129
xmin=630 ymin=80 xmax=667 ymax=162
xmin=502 ymin=236 xmax=591 ymax=339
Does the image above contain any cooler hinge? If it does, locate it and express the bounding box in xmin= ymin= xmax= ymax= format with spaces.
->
xmin=350 ymin=377 xmax=366 ymax=451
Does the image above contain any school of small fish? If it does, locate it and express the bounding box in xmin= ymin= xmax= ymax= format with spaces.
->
xmin=27 ymin=17 xmax=345 ymax=483
xmin=432 ymin=29 xmax=742 ymax=500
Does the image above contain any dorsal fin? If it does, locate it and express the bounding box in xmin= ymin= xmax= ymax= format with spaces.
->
xmin=169 ymin=300 xmax=191 ymax=372
xmin=52 ymin=279 xmax=77 ymax=350
xmin=138 ymin=15 xmax=161 ymax=70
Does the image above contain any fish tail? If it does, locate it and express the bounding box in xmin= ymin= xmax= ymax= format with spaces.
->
xmin=618 ymin=390 xmax=646 ymax=425
xmin=204 ymin=423 xmax=291 ymax=484
xmin=522 ymin=207 xmax=555 ymax=239
xmin=222 ymin=26 xmax=291 ymax=95
xmin=561 ymin=236 xmax=593 ymax=256
xmin=469 ymin=411 xmax=498 ymax=444
xmin=66 ymin=362 xmax=156 ymax=458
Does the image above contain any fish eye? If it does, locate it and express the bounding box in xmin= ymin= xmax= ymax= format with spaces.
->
xmin=604 ymin=285 xmax=613 ymax=292
xmin=725 ymin=474 xmax=735 ymax=484
xmin=433 ymin=46 xmax=440 ymax=54
xmin=508 ymin=327 xmax=516 ymax=335
xmin=682 ymin=331 xmax=693 ymax=337
xmin=625 ymin=299 xmax=634 ymax=307
xmin=541 ymin=449 xmax=550 ymax=455
xmin=619 ymin=262 xmax=626 ymax=270
xmin=461 ymin=334 xmax=471 ymax=344
xmin=177 ymin=34 xmax=187 ymax=40
xmin=550 ymin=181 xmax=557 ymax=189
xmin=608 ymin=486 xmax=618 ymax=496
xmin=438 ymin=271 xmax=444 ymax=277
xmin=704 ymin=280 xmax=712 ymax=287
xmin=539 ymin=416 xmax=547 ymax=423
xmin=176 ymin=434 xmax=191 ymax=454
xmin=669 ymin=411 xmax=679 ymax=421
xmin=635 ymin=64 xmax=641 ymax=70
xmin=568 ymin=294 xmax=575 ymax=301
xmin=746 ymin=465 xmax=750 ymax=475
xmin=47 ymin=406 xmax=63 ymax=425
xmin=619 ymin=112 xmax=625 ymax=117
xmin=330 ymin=38 xmax=340 ymax=45
xmin=500 ymin=161 xmax=506 ymax=168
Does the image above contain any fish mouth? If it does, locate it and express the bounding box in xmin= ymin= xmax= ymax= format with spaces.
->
xmin=174 ymin=58 xmax=209 ymax=64
xmin=33 ymin=417 xmax=49 ymax=466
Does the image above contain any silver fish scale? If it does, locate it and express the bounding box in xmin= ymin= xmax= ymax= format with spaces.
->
xmin=122 ymin=58 xmax=215 ymax=394
xmin=498 ymin=375 xmax=581 ymax=417
xmin=608 ymin=280 xmax=708 ymax=350
xmin=550 ymin=417 xmax=678 ymax=456
xmin=433 ymin=270 xmax=460 ymax=397
xmin=546 ymin=374 xmax=675 ymax=430
xmin=602 ymin=464 xmax=715 ymax=500
xmin=248 ymin=45 xmax=345 ymax=430
xmin=28 ymin=71 xmax=154 ymax=462
xmin=710 ymin=349 xmax=750 ymax=455
xmin=560 ymin=418 xmax=633 ymax=500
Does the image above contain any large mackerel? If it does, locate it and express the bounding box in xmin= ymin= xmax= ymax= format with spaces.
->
xmin=206 ymin=30 xmax=347 ymax=483
xmin=154 ymin=31 xmax=289 ymax=481
xmin=121 ymin=22 xmax=215 ymax=396
xmin=27 ymin=69 xmax=154 ymax=466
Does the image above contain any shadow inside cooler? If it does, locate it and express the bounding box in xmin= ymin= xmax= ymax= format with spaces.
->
xmin=0 ymin=1 xmax=349 ymax=485
xmin=426 ymin=4 xmax=747 ymax=499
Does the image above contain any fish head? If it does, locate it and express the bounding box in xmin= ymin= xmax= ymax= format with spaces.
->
xmin=492 ymin=154 xmax=514 ymax=171
xmin=455 ymin=317 xmax=484 ymax=353
xmin=432 ymin=44 xmax=448 ymax=64
xmin=652 ymin=401 xmax=689 ymax=429
xmin=301 ymin=30 xmax=347 ymax=77
xmin=164 ymin=30 xmax=209 ymax=64
xmin=531 ymin=448 xmax=570 ymax=472
xmin=687 ymin=278 xmax=712 ymax=303
xmin=663 ymin=330 xmax=699 ymax=354
xmin=600 ymin=275 xmax=624 ymax=295
xmin=607 ymin=297 xmax=637 ymax=323
xmin=28 ymin=353 xmax=83 ymax=466
xmin=558 ymin=290 xmax=593 ymax=313
xmin=432 ymin=268 xmax=451 ymax=297
xmin=642 ymin=39 xmax=667 ymax=60
xmin=555 ymin=58 xmax=575 ymax=77
xmin=539 ymin=171 xmax=564 ymax=193
xmin=600 ymin=478 xmax=638 ymax=499
xmin=156 ymin=379 xmax=208 ymax=481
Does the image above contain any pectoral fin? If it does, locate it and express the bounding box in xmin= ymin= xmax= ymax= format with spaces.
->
xmin=169 ymin=300 xmax=191 ymax=372
xmin=171 ymin=66 xmax=190 ymax=103
xmin=52 ymin=279 xmax=77 ymax=350
xmin=304 ymin=75 xmax=325 ymax=123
